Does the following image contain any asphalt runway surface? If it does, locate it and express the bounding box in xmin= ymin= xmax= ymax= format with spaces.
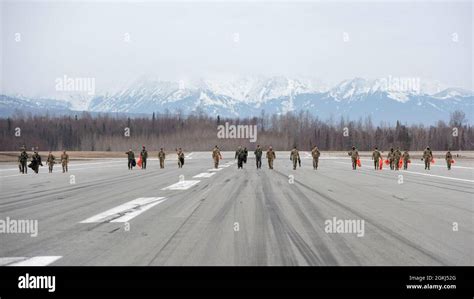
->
xmin=0 ymin=152 xmax=473 ymax=266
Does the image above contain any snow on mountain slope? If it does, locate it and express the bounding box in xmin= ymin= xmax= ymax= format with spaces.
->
xmin=2 ymin=76 xmax=473 ymax=124
xmin=200 ymin=76 xmax=318 ymax=105
xmin=432 ymin=87 xmax=473 ymax=100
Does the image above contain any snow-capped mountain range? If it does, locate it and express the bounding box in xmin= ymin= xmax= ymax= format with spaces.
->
xmin=1 ymin=76 xmax=472 ymax=124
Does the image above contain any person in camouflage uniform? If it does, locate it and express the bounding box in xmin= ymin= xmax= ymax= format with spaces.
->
xmin=125 ymin=149 xmax=135 ymax=170
xmin=266 ymin=146 xmax=276 ymax=169
xmin=402 ymin=150 xmax=410 ymax=170
xmin=30 ymin=151 xmax=42 ymax=174
xmin=387 ymin=148 xmax=395 ymax=170
xmin=158 ymin=148 xmax=166 ymax=169
xmin=46 ymin=151 xmax=55 ymax=173
xmin=394 ymin=147 xmax=402 ymax=170
xmin=61 ymin=150 xmax=69 ymax=173
xmin=348 ymin=146 xmax=359 ymax=170
xmin=177 ymin=148 xmax=185 ymax=168
xmin=212 ymin=145 xmax=222 ymax=168
xmin=445 ymin=150 xmax=453 ymax=170
xmin=290 ymin=146 xmax=300 ymax=170
xmin=18 ymin=146 xmax=28 ymax=174
xmin=243 ymin=147 xmax=248 ymax=164
xmin=140 ymin=146 xmax=148 ymax=169
xmin=422 ymin=146 xmax=433 ymax=170
xmin=311 ymin=146 xmax=320 ymax=170
xmin=235 ymin=145 xmax=246 ymax=169
xmin=372 ymin=147 xmax=382 ymax=170
xmin=254 ymin=145 xmax=263 ymax=169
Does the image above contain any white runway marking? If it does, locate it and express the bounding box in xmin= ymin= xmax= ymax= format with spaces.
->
xmin=207 ymin=168 xmax=223 ymax=172
xmin=193 ymin=172 xmax=216 ymax=178
xmin=161 ymin=180 xmax=200 ymax=190
xmin=0 ymin=256 xmax=62 ymax=266
xmin=0 ymin=257 xmax=25 ymax=266
xmin=332 ymin=161 xmax=473 ymax=183
xmin=358 ymin=158 xmax=473 ymax=170
xmin=219 ymin=165 xmax=230 ymax=168
xmin=400 ymin=170 xmax=474 ymax=183
xmin=0 ymin=160 xmax=124 ymax=172
xmin=81 ymin=197 xmax=167 ymax=223
xmin=0 ymin=163 xmax=125 ymax=178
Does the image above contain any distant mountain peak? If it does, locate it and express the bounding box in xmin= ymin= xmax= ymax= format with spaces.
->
xmin=433 ymin=87 xmax=473 ymax=99
xmin=2 ymin=76 xmax=472 ymax=124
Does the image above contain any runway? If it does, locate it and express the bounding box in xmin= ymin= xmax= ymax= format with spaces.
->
xmin=0 ymin=152 xmax=472 ymax=266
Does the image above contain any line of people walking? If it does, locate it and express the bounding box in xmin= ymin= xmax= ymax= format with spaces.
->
xmin=370 ymin=146 xmax=455 ymax=171
xmin=17 ymin=146 xmax=69 ymax=174
xmin=17 ymin=145 xmax=456 ymax=174
xmin=125 ymin=146 xmax=183 ymax=170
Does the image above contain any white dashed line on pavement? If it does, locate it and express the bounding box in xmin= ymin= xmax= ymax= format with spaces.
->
xmin=80 ymin=197 xmax=167 ymax=223
xmin=161 ymin=180 xmax=200 ymax=190
xmin=193 ymin=172 xmax=216 ymax=178
xmin=0 ymin=256 xmax=62 ymax=266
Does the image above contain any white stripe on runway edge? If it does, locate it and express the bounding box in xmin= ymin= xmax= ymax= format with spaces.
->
xmin=358 ymin=158 xmax=473 ymax=170
xmin=400 ymin=170 xmax=474 ymax=183
xmin=162 ymin=180 xmax=200 ymax=190
xmin=0 ymin=256 xmax=62 ymax=266
xmin=332 ymin=161 xmax=473 ymax=183
xmin=81 ymin=197 xmax=167 ymax=223
xmin=193 ymin=172 xmax=216 ymax=178
xmin=208 ymin=168 xmax=223 ymax=172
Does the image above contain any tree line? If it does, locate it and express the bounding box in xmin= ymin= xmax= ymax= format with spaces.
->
xmin=0 ymin=110 xmax=471 ymax=152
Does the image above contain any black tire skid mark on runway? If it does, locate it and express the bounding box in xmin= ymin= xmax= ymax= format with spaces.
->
xmin=2 ymin=162 xmax=193 ymax=201
xmin=2 ymin=167 xmax=137 ymax=199
xmin=281 ymin=187 xmax=351 ymax=266
xmin=395 ymin=198 xmax=474 ymax=214
xmin=0 ymin=217 xmax=122 ymax=260
xmin=338 ymin=164 xmax=474 ymax=194
xmin=146 ymin=167 xmax=245 ymax=265
xmin=338 ymin=167 xmax=474 ymax=214
xmin=0 ymin=168 xmax=171 ymax=213
xmin=232 ymin=180 xmax=251 ymax=266
xmin=251 ymin=172 xmax=269 ymax=266
xmin=146 ymin=200 xmax=204 ymax=266
xmin=324 ymin=158 xmax=472 ymax=188
xmin=163 ymin=168 xmax=267 ymax=265
xmin=260 ymin=172 xmax=314 ymax=266
xmin=1 ymin=193 xmax=146 ymax=259
xmin=0 ymin=169 xmax=195 ymax=260
xmin=304 ymin=165 xmax=473 ymax=225
xmin=87 ymin=179 xmax=212 ymax=265
xmin=229 ymin=168 xmax=258 ymax=265
xmin=272 ymin=169 xmax=449 ymax=266
xmin=200 ymin=174 xmax=251 ymax=265
xmin=231 ymin=168 xmax=269 ymax=265
xmin=81 ymin=186 xmax=199 ymax=232
xmin=370 ymin=171 xmax=473 ymax=194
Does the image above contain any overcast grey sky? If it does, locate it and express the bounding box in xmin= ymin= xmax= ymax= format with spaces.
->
xmin=1 ymin=0 xmax=472 ymax=97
